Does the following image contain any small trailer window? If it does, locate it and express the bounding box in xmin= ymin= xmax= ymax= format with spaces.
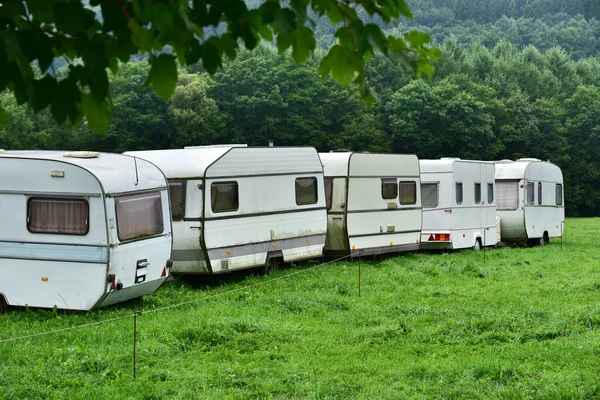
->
xmin=381 ymin=179 xmax=397 ymax=200
xmin=324 ymin=178 xmax=333 ymax=210
xmin=556 ymin=184 xmax=563 ymax=205
xmin=526 ymin=181 xmax=534 ymax=204
xmin=537 ymin=182 xmax=542 ymax=205
xmin=487 ymin=183 xmax=494 ymax=204
xmin=497 ymin=180 xmax=519 ymax=210
xmin=421 ymin=183 xmax=438 ymax=208
xmin=116 ymin=192 xmax=164 ymax=241
xmin=399 ymin=182 xmax=417 ymax=205
xmin=474 ymin=183 xmax=481 ymax=204
xmin=456 ymin=182 xmax=463 ymax=205
xmin=168 ymin=180 xmax=186 ymax=220
xmin=211 ymin=182 xmax=239 ymax=212
xmin=28 ymin=198 xmax=89 ymax=235
xmin=296 ymin=177 xmax=318 ymax=205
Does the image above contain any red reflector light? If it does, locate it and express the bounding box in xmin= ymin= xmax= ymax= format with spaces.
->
xmin=428 ymin=234 xmax=451 ymax=242
xmin=161 ymin=267 xmax=167 ymax=277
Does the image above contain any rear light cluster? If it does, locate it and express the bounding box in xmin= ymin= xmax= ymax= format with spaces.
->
xmin=161 ymin=259 xmax=173 ymax=278
xmin=428 ymin=234 xmax=451 ymax=242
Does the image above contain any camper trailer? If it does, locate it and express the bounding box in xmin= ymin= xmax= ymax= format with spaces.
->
xmin=318 ymin=152 xmax=422 ymax=257
xmin=0 ymin=151 xmax=173 ymax=312
xmin=495 ymin=158 xmax=564 ymax=245
xmin=126 ymin=146 xmax=327 ymax=274
xmin=419 ymin=158 xmax=498 ymax=250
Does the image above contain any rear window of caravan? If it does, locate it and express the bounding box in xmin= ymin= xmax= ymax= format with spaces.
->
xmin=28 ymin=198 xmax=89 ymax=235
xmin=296 ymin=177 xmax=318 ymax=205
xmin=116 ymin=192 xmax=164 ymax=241
xmin=474 ymin=183 xmax=481 ymax=204
xmin=421 ymin=183 xmax=438 ymax=208
xmin=526 ymin=181 xmax=535 ymax=204
xmin=455 ymin=182 xmax=463 ymax=205
xmin=399 ymin=182 xmax=417 ymax=205
xmin=496 ymin=180 xmax=519 ymax=210
xmin=556 ymin=184 xmax=563 ymax=205
xmin=211 ymin=182 xmax=239 ymax=212
xmin=168 ymin=180 xmax=186 ymax=220
xmin=487 ymin=183 xmax=494 ymax=204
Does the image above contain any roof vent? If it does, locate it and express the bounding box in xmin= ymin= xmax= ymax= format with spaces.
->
xmin=63 ymin=151 xmax=100 ymax=158
xmin=441 ymin=157 xmax=461 ymax=160
xmin=517 ymin=158 xmax=540 ymax=162
xmin=0 ymin=149 xmax=5 ymax=154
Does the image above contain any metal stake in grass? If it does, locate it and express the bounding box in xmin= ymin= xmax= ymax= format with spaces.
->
xmin=483 ymin=228 xmax=488 ymax=264
xmin=133 ymin=311 xmax=142 ymax=380
xmin=358 ymin=250 xmax=362 ymax=297
xmin=561 ymin=220 xmax=565 ymax=252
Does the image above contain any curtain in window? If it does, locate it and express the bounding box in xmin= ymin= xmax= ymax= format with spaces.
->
xmin=116 ymin=192 xmax=163 ymax=241
xmin=399 ymin=182 xmax=416 ymax=205
xmin=421 ymin=183 xmax=438 ymax=208
xmin=496 ymin=181 xmax=519 ymax=210
xmin=28 ymin=198 xmax=89 ymax=235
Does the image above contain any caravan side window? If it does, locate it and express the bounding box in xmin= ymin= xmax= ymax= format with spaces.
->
xmin=168 ymin=180 xmax=186 ymax=220
xmin=399 ymin=182 xmax=417 ymax=205
xmin=27 ymin=198 xmax=89 ymax=235
xmin=556 ymin=184 xmax=563 ymax=205
xmin=295 ymin=177 xmax=318 ymax=205
xmin=456 ymin=182 xmax=463 ymax=205
xmin=324 ymin=178 xmax=333 ymax=210
xmin=421 ymin=183 xmax=438 ymax=208
xmin=116 ymin=192 xmax=164 ymax=241
xmin=487 ymin=183 xmax=494 ymax=204
xmin=381 ymin=179 xmax=397 ymax=200
xmin=211 ymin=182 xmax=239 ymax=212
xmin=497 ymin=180 xmax=519 ymax=210
xmin=526 ymin=181 xmax=534 ymax=204
xmin=538 ymin=182 xmax=542 ymax=205
xmin=474 ymin=183 xmax=481 ymax=204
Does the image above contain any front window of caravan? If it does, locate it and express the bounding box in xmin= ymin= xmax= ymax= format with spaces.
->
xmin=168 ymin=180 xmax=185 ymax=220
xmin=28 ymin=198 xmax=89 ymax=235
xmin=296 ymin=177 xmax=318 ymax=205
xmin=474 ymin=183 xmax=481 ymax=204
xmin=381 ymin=179 xmax=398 ymax=200
xmin=538 ymin=182 xmax=542 ymax=205
xmin=399 ymin=181 xmax=417 ymax=205
xmin=526 ymin=181 xmax=535 ymax=204
xmin=496 ymin=180 xmax=519 ymax=210
xmin=488 ymin=183 xmax=494 ymax=204
xmin=421 ymin=183 xmax=438 ymax=208
xmin=211 ymin=182 xmax=239 ymax=212
xmin=116 ymin=192 xmax=164 ymax=241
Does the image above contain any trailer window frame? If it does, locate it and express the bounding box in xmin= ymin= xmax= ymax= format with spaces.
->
xmin=556 ymin=184 xmax=563 ymax=205
xmin=27 ymin=197 xmax=90 ymax=235
xmin=295 ymin=177 xmax=319 ymax=206
xmin=421 ymin=182 xmax=439 ymax=208
xmin=474 ymin=182 xmax=482 ymax=204
xmin=211 ymin=181 xmax=239 ymax=213
xmin=115 ymin=191 xmax=164 ymax=242
xmin=168 ymin=179 xmax=186 ymax=221
xmin=381 ymin=178 xmax=398 ymax=200
xmin=487 ymin=183 xmax=494 ymax=204
xmin=526 ymin=181 xmax=535 ymax=204
xmin=456 ymin=182 xmax=463 ymax=205
xmin=399 ymin=181 xmax=417 ymax=205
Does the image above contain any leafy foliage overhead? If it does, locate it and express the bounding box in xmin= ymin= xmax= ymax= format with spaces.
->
xmin=0 ymin=0 xmax=440 ymax=132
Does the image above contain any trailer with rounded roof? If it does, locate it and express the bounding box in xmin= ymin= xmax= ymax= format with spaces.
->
xmin=0 ymin=151 xmax=172 ymax=311
xmin=495 ymin=158 xmax=564 ymax=245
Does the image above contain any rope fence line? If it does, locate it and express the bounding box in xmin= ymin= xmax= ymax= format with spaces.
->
xmin=0 ymin=252 xmax=361 ymax=344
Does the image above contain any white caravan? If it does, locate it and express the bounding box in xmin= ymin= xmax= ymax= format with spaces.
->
xmin=126 ymin=146 xmax=327 ymax=274
xmin=318 ymin=152 xmax=422 ymax=257
xmin=495 ymin=158 xmax=564 ymax=245
xmin=0 ymin=151 xmax=172 ymax=312
xmin=419 ymin=158 xmax=497 ymax=250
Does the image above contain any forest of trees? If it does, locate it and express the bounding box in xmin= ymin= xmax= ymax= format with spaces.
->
xmin=2 ymin=0 xmax=600 ymax=216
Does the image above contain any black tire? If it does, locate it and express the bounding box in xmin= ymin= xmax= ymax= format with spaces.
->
xmin=0 ymin=295 xmax=8 ymax=313
xmin=260 ymin=257 xmax=281 ymax=276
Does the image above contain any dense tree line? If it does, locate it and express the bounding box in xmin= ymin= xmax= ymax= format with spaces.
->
xmin=2 ymin=39 xmax=599 ymax=216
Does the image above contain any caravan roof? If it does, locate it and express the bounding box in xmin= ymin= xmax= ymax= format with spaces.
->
xmin=126 ymin=146 xmax=322 ymax=179
xmin=0 ymin=151 xmax=165 ymax=193
xmin=494 ymin=159 xmax=562 ymax=181
xmin=420 ymin=158 xmax=492 ymax=173
xmin=319 ymin=152 xmax=419 ymax=176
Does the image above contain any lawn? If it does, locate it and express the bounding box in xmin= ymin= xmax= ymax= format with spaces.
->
xmin=1 ymin=218 xmax=599 ymax=399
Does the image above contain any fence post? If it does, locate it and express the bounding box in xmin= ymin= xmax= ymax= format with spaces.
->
xmin=358 ymin=250 xmax=361 ymax=298
xmin=133 ymin=311 xmax=141 ymax=380
xmin=561 ymin=220 xmax=565 ymax=252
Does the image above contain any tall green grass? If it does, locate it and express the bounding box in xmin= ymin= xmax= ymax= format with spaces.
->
xmin=1 ymin=218 xmax=600 ymax=399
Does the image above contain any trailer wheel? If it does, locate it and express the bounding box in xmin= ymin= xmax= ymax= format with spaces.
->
xmin=0 ymin=295 xmax=8 ymax=313
xmin=473 ymin=238 xmax=482 ymax=252
xmin=541 ymin=232 xmax=549 ymax=246
xmin=260 ymin=257 xmax=281 ymax=276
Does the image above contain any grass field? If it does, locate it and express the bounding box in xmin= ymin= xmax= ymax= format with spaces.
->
xmin=1 ymin=218 xmax=600 ymax=399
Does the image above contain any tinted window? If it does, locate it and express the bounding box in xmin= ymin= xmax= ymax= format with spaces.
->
xmin=296 ymin=177 xmax=318 ymax=205
xmin=556 ymin=184 xmax=563 ymax=205
xmin=421 ymin=183 xmax=438 ymax=208
xmin=399 ymin=182 xmax=417 ymax=205
xmin=211 ymin=182 xmax=239 ymax=212
xmin=324 ymin=178 xmax=333 ymax=210
xmin=116 ymin=192 xmax=164 ymax=241
xmin=168 ymin=180 xmax=185 ymax=220
xmin=526 ymin=181 xmax=534 ymax=204
xmin=487 ymin=183 xmax=494 ymax=204
xmin=456 ymin=182 xmax=463 ymax=204
xmin=381 ymin=179 xmax=398 ymax=200
xmin=474 ymin=183 xmax=481 ymax=204
xmin=28 ymin=198 xmax=89 ymax=235
xmin=538 ymin=182 xmax=542 ymax=205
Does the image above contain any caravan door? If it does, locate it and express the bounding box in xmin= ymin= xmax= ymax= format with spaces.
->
xmin=324 ymin=177 xmax=349 ymax=255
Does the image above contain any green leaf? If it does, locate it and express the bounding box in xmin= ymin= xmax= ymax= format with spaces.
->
xmin=291 ymin=26 xmax=315 ymax=64
xmin=145 ymin=54 xmax=178 ymax=101
xmin=128 ymin=20 xmax=155 ymax=52
xmin=30 ymin=76 xmax=57 ymax=112
xmin=0 ymin=106 xmax=9 ymax=126
xmin=81 ymin=93 xmax=111 ymax=134
xmin=318 ymin=45 xmax=357 ymax=86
